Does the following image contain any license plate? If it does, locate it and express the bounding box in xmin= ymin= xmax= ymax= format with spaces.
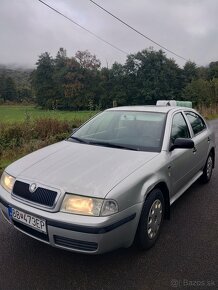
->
xmin=8 ymin=207 xmax=47 ymax=234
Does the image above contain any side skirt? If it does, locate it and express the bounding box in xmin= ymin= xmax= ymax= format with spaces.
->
xmin=170 ymin=171 xmax=203 ymax=205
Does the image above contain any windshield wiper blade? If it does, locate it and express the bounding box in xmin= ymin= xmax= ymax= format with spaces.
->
xmin=88 ymin=141 xmax=139 ymax=151
xmin=68 ymin=136 xmax=89 ymax=144
xmin=69 ymin=137 xmax=139 ymax=151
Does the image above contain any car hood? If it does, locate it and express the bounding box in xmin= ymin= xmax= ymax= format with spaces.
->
xmin=7 ymin=141 xmax=159 ymax=198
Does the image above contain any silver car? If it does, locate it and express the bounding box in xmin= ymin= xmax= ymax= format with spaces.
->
xmin=0 ymin=105 xmax=215 ymax=254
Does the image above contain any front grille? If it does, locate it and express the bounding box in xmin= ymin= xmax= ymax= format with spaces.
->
xmin=13 ymin=181 xmax=58 ymax=207
xmin=13 ymin=220 xmax=49 ymax=241
xmin=54 ymin=235 xmax=98 ymax=252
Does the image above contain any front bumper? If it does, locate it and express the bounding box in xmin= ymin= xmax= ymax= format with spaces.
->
xmin=0 ymin=187 xmax=141 ymax=254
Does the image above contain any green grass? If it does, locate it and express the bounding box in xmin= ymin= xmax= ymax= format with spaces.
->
xmin=0 ymin=105 xmax=97 ymax=123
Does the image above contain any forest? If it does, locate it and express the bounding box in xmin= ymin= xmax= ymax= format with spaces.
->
xmin=0 ymin=47 xmax=218 ymax=110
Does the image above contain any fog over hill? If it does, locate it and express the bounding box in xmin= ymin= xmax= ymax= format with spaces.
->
xmin=0 ymin=64 xmax=33 ymax=87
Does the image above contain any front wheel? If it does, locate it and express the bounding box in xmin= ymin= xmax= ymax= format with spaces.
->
xmin=201 ymin=153 xmax=213 ymax=183
xmin=136 ymin=188 xmax=165 ymax=250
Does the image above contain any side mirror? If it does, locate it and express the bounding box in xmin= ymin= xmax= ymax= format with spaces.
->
xmin=170 ymin=138 xmax=194 ymax=151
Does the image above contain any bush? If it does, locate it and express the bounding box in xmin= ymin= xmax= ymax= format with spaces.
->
xmin=0 ymin=118 xmax=82 ymax=174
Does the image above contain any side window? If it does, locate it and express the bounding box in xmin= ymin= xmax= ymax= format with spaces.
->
xmin=171 ymin=113 xmax=190 ymax=142
xmin=185 ymin=112 xmax=206 ymax=135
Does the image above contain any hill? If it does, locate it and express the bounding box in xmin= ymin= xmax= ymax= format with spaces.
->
xmin=0 ymin=64 xmax=33 ymax=88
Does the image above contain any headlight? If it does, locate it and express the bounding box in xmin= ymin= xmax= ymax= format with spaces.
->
xmin=61 ymin=194 xmax=118 ymax=216
xmin=0 ymin=172 xmax=15 ymax=193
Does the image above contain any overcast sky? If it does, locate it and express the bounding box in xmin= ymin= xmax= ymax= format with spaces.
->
xmin=0 ymin=0 xmax=217 ymax=68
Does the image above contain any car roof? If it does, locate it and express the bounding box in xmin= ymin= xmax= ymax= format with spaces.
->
xmin=106 ymin=105 xmax=195 ymax=114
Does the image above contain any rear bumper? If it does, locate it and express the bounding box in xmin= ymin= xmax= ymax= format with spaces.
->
xmin=0 ymin=188 xmax=141 ymax=254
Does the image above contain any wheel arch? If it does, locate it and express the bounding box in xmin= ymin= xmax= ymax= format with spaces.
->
xmin=145 ymin=182 xmax=170 ymax=220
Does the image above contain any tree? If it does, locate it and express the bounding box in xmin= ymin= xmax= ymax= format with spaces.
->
xmin=183 ymin=79 xmax=217 ymax=106
xmin=98 ymin=67 xmax=113 ymax=108
xmin=208 ymin=61 xmax=218 ymax=79
xmin=53 ymin=48 xmax=68 ymax=109
xmin=0 ymin=75 xmax=17 ymax=102
xmin=31 ymin=52 xmax=55 ymax=109
xmin=62 ymin=57 xmax=84 ymax=110
xmin=75 ymin=50 xmax=102 ymax=109
xmin=124 ymin=49 xmax=182 ymax=105
xmin=29 ymin=47 xmax=218 ymax=111
xmin=0 ymin=74 xmax=5 ymax=101
xmin=17 ymin=87 xmax=32 ymax=102
xmin=75 ymin=50 xmax=101 ymax=70
xmin=197 ymin=66 xmax=208 ymax=80
xmin=109 ymin=62 xmax=127 ymax=106
xmin=182 ymin=61 xmax=198 ymax=84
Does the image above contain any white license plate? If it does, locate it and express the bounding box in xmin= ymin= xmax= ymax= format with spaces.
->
xmin=8 ymin=207 xmax=47 ymax=234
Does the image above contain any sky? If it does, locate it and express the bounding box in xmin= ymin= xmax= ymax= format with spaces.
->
xmin=0 ymin=0 xmax=217 ymax=68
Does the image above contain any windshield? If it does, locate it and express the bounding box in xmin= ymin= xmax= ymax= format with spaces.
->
xmin=70 ymin=110 xmax=166 ymax=152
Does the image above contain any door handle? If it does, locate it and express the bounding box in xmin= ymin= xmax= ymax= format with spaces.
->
xmin=193 ymin=147 xmax=197 ymax=153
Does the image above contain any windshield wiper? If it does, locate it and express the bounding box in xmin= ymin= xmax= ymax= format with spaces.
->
xmin=68 ymin=136 xmax=90 ymax=144
xmin=69 ymin=137 xmax=139 ymax=151
xmin=88 ymin=141 xmax=139 ymax=151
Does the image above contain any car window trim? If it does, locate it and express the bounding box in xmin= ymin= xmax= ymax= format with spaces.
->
xmin=185 ymin=111 xmax=207 ymax=137
xmin=169 ymin=111 xmax=192 ymax=146
xmin=168 ymin=110 xmax=191 ymax=151
xmin=158 ymin=112 xmax=168 ymax=152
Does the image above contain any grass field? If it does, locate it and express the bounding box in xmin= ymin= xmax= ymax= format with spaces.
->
xmin=0 ymin=105 xmax=97 ymax=123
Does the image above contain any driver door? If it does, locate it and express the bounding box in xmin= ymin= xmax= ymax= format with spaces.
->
xmin=169 ymin=112 xmax=196 ymax=195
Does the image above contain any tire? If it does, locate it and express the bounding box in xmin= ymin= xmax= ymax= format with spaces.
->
xmin=201 ymin=153 xmax=213 ymax=183
xmin=136 ymin=188 xmax=165 ymax=250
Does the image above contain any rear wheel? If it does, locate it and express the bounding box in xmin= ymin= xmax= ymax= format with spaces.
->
xmin=201 ymin=153 xmax=213 ymax=183
xmin=136 ymin=188 xmax=165 ymax=250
